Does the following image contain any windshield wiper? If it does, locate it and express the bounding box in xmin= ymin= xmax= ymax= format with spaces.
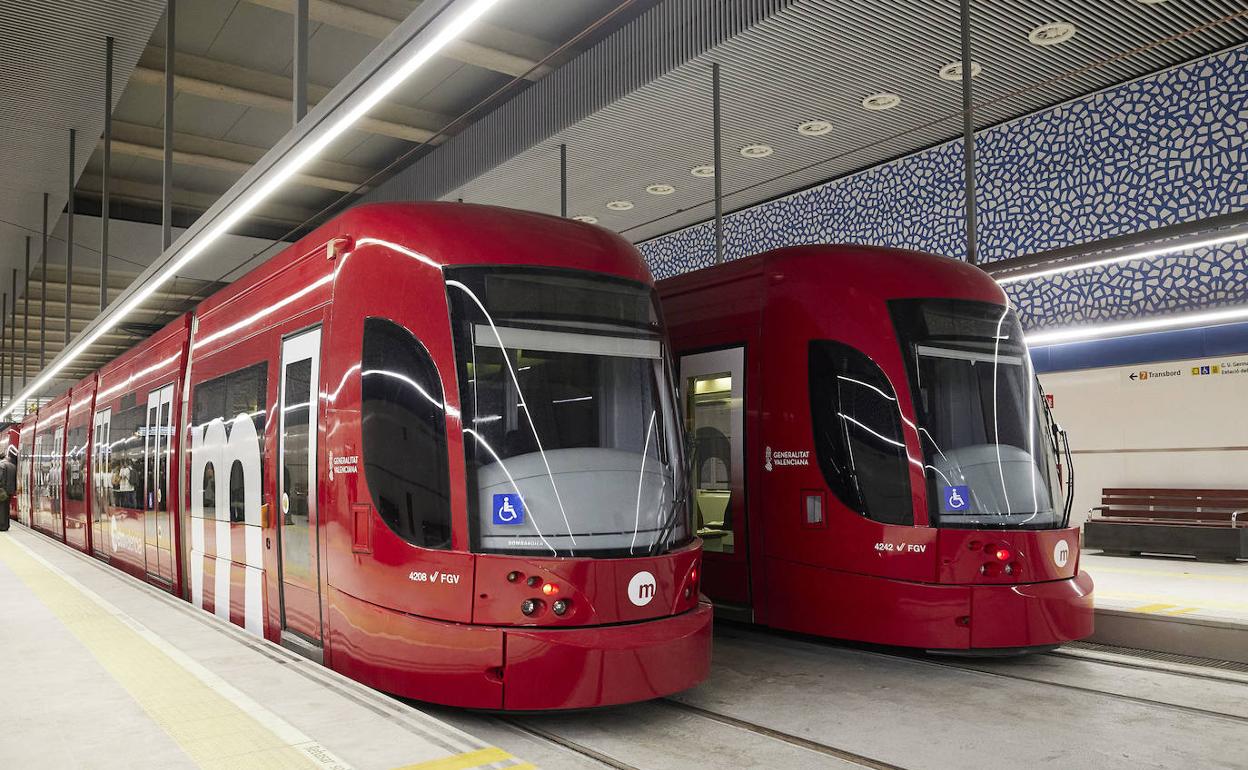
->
xmin=648 ymin=489 xmax=689 ymax=557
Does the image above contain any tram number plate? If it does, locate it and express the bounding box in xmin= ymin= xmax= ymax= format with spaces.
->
xmin=874 ymin=542 xmax=926 ymax=553
xmin=408 ymin=570 xmax=462 ymax=585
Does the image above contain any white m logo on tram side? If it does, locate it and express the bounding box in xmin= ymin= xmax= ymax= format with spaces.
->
xmin=189 ymin=414 xmax=264 ymax=635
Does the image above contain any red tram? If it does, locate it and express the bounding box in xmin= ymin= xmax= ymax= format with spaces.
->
xmin=658 ymin=245 xmax=1093 ymax=652
xmin=12 ymin=202 xmax=710 ymax=709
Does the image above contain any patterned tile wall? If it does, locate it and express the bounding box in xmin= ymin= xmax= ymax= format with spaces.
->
xmin=638 ymin=46 xmax=1248 ymax=331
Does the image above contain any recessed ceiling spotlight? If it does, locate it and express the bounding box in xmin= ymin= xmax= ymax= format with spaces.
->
xmin=797 ymin=120 xmax=833 ymax=137
xmin=937 ymin=61 xmax=982 ymax=81
xmin=861 ymin=92 xmax=902 ymax=111
xmin=1028 ymin=22 xmax=1076 ymax=46
xmin=572 ymin=215 xmax=598 ymax=224
xmin=740 ymin=144 xmax=774 ymax=158
xmin=690 ymin=165 xmax=716 ymax=178
xmin=606 ymin=200 xmax=634 ymax=211
xmin=646 ymin=184 xmax=675 ymax=195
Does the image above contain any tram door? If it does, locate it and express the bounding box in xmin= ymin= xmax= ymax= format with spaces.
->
xmin=91 ymin=409 xmax=111 ymax=556
xmin=143 ymin=385 xmax=175 ymax=582
xmin=277 ymin=328 xmax=323 ymax=645
xmin=679 ymin=347 xmax=750 ymax=608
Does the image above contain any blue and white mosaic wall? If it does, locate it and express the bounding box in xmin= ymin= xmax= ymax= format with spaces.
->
xmin=639 ymin=45 xmax=1248 ymax=331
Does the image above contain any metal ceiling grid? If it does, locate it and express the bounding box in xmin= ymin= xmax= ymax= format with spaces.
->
xmin=0 ymin=0 xmax=167 ymax=282
xmin=439 ymin=0 xmax=1248 ymax=244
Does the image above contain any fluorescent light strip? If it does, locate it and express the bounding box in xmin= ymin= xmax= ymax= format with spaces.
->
xmin=1025 ymin=304 xmax=1248 ymax=346
xmin=0 ymin=0 xmax=503 ymax=421
xmin=996 ymin=230 xmax=1248 ymax=285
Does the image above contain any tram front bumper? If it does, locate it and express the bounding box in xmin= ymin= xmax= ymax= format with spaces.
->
xmin=500 ymin=600 xmax=714 ymax=710
xmin=968 ymin=570 xmax=1095 ymax=649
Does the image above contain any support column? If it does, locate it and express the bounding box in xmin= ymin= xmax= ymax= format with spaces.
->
xmin=67 ymin=128 xmax=76 ymax=347
xmin=102 ymin=35 xmax=114 ymax=312
xmin=40 ymin=193 xmax=48 ymax=370
xmin=162 ymin=0 xmax=176 ymax=249
xmin=9 ymin=269 xmax=15 ymax=401
xmin=712 ymin=63 xmax=724 ymax=265
xmin=959 ymin=0 xmax=978 ymax=265
xmin=22 ymin=238 xmax=30 ymax=390
xmin=293 ymin=0 xmax=309 ymax=123
xmin=559 ymin=144 xmax=567 ymax=218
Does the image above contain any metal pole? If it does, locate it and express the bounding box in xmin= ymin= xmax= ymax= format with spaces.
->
xmin=559 ymin=143 xmax=567 ymax=218
xmin=712 ymin=63 xmax=724 ymax=265
xmin=102 ymin=35 xmax=113 ymax=313
xmin=9 ymin=269 xmax=15 ymax=401
xmin=162 ymin=0 xmax=176 ymax=249
xmin=1 ymin=292 xmax=6 ymax=405
xmin=293 ymin=0 xmax=309 ymax=123
xmin=67 ymin=128 xmax=76 ymax=347
xmin=22 ymin=238 xmax=29 ymax=390
xmin=40 ymin=193 xmax=48 ymax=369
xmin=959 ymin=0 xmax=978 ymax=265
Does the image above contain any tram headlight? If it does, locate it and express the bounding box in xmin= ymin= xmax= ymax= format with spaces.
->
xmin=552 ymin=599 xmax=570 ymax=616
xmin=507 ymin=571 xmax=522 ymax=583
xmin=521 ymin=598 xmax=541 ymax=616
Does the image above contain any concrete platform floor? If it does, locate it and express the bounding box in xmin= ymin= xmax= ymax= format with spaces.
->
xmin=0 ymin=525 xmax=530 ymax=770
xmin=434 ymin=625 xmax=1248 ymax=770
xmin=1083 ymin=551 xmax=1248 ymax=623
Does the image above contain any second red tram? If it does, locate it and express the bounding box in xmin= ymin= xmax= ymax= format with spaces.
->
xmin=12 ymin=202 xmax=710 ymax=709
xmin=658 ymin=245 xmax=1092 ymax=652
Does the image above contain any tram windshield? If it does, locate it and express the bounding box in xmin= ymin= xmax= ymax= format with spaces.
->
xmin=447 ymin=267 xmax=689 ymax=557
xmin=892 ymin=299 xmax=1063 ymax=529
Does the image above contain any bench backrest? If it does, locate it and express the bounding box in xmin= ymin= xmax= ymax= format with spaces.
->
xmin=1100 ymin=488 xmax=1248 ymax=522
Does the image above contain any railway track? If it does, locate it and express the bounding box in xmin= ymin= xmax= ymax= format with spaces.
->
xmin=497 ymin=698 xmax=910 ymax=770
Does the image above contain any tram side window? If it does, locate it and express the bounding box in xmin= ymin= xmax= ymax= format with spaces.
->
xmin=192 ymin=363 xmax=267 ymax=524
xmin=109 ymin=394 xmax=148 ymax=510
xmin=361 ymin=318 xmax=452 ymax=549
xmin=808 ymin=341 xmax=912 ymax=526
xmin=65 ymin=425 xmax=88 ymax=501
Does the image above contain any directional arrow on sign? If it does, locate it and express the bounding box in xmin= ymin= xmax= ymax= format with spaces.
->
xmin=1129 ymin=372 xmax=1138 ymax=381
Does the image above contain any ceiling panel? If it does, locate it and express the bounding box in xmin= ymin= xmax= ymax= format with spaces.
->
xmin=0 ymin=0 xmax=167 ymax=282
xmin=445 ymin=0 xmax=1248 ymax=243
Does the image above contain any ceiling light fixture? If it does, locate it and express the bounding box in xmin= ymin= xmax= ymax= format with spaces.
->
xmin=938 ymin=61 xmax=981 ymax=81
xmin=1027 ymin=304 xmax=1248 ymax=347
xmin=740 ymin=144 xmax=773 ymax=158
xmin=690 ymin=165 xmax=716 ymax=178
xmin=861 ymin=92 xmax=902 ymax=111
xmin=646 ymin=184 xmax=675 ymax=195
xmin=606 ymin=200 xmax=634 ymax=211
xmin=0 ymin=0 xmax=506 ymax=420
xmin=797 ymin=120 xmax=833 ymax=136
xmin=1028 ymin=22 xmax=1076 ymax=46
xmin=572 ymin=215 xmax=598 ymax=224
xmin=995 ymin=230 xmax=1248 ymax=285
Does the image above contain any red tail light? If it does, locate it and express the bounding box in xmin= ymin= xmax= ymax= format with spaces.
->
xmin=994 ymin=548 xmax=1011 ymax=561
xmin=541 ymin=582 xmax=558 ymax=596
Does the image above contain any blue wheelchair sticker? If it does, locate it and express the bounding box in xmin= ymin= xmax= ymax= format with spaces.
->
xmin=942 ymin=485 xmax=971 ymax=513
xmin=492 ymin=493 xmax=525 ymax=526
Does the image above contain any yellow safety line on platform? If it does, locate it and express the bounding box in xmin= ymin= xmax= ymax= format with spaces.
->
xmin=1131 ymin=603 xmax=1180 ymax=614
xmin=392 ymin=746 xmax=524 ymax=770
xmin=0 ymin=534 xmax=334 ymax=770
xmin=1090 ymin=565 xmax=1248 ymax=583
xmin=1100 ymin=589 xmax=1248 ymax=612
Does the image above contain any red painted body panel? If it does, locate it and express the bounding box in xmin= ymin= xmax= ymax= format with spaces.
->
xmin=502 ymin=602 xmax=714 ymax=711
xmin=970 ymin=571 xmax=1095 ymax=649
xmin=659 ymin=245 xmax=1093 ymax=651
xmin=15 ymin=203 xmax=709 ymax=709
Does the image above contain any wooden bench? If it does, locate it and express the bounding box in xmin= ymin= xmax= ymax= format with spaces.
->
xmin=1083 ymin=488 xmax=1248 ymax=561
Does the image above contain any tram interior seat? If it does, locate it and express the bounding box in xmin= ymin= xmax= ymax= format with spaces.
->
xmin=692 ymin=426 xmax=732 ymax=550
xmin=1085 ymin=487 xmax=1248 ymax=562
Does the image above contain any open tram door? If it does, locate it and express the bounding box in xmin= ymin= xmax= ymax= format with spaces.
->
xmin=679 ymin=347 xmax=751 ymax=610
xmin=276 ymin=328 xmax=325 ymax=657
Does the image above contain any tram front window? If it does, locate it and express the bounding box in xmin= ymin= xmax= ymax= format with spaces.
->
xmin=447 ymin=268 xmax=689 ymax=557
xmin=892 ymin=299 xmax=1062 ymax=529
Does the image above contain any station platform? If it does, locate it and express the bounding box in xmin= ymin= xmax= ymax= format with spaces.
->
xmin=0 ymin=525 xmax=531 ymax=770
xmin=1082 ymin=551 xmax=1248 ymax=664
